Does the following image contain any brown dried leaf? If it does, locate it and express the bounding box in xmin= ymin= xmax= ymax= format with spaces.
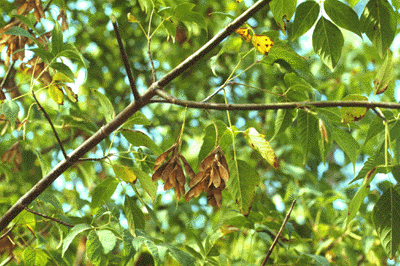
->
xmin=179 ymin=154 xmax=195 ymax=179
xmin=188 ymin=169 xmax=208 ymax=188
xmin=175 ymin=166 xmax=186 ymax=185
xmin=152 ymin=162 xmax=167 ymax=181
xmin=216 ymin=161 xmax=229 ymax=182
xmin=159 ymin=156 xmax=177 ymax=181
xmin=199 ymin=152 xmax=217 ymax=172
xmin=153 ymin=143 xmax=177 ymax=171
xmin=211 ymin=165 xmax=221 ymax=188
xmin=185 ymin=181 xmax=207 ymax=201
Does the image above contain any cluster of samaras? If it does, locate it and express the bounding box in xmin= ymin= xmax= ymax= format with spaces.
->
xmin=152 ymin=143 xmax=230 ymax=207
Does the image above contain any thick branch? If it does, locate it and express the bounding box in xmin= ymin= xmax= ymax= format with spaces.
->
xmin=0 ymin=0 xmax=269 ymax=232
xmin=155 ymin=90 xmax=400 ymax=110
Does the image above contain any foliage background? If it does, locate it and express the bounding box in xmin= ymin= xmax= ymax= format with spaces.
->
xmin=1 ymin=0 xmax=400 ymax=265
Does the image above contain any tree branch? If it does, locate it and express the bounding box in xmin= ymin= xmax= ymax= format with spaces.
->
xmin=111 ymin=17 xmax=141 ymax=101
xmin=261 ymin=199 xmax=296 ymax=265
xmin=23 ymin=206 xmax=74 ymax=228
xmin=0 ymin=0 xmax=270 ymax=232
xmin=155 ymin=89 xmax=400 ymax=110
xmin=32 ymin=89 xmax=68 ymax=159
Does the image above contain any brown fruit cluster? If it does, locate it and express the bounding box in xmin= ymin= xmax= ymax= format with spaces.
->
xmin=152 ymin=144 xmax=230 ymax=207
xmin=152 ymin=143 xmax=195 ymax=201
xmin=185 ymin=146 xmax=230 ymax=207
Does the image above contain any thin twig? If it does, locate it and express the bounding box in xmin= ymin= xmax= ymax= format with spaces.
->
xmin=0 ymin=61 xmax=15 ymax=96
xmin=147 ymin=10 xmax=157 ymax=83
xmin=155 ymin=89 xmax=400 ymax=111
xmin=31 ymin=90 xmax=69 ymax=159
xmin=261 ymin=199 xmax=296 ymax=265
xmin=79 ymin=153 xmax=114 ymax=161
xmin=371 ymin=107 xmax=386 ymax=121
xmin=0 ymin=225 xmax=14 ymax=240
xmin=111 ymin=17 xmax=140 ymax=101
xmin=23 ymin=206 xmax=74 ymax=228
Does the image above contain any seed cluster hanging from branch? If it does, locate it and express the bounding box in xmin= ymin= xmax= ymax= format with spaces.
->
xmin=152 ymin=143 xmax=195 ymax=200
xmin=185 ymin=145 xmax=230 ymax=207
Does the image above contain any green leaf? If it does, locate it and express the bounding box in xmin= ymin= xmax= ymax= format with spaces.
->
xmin=292 ymin=1 xmax=320 ymax=40
xmin=270 ymin=0 xmax=297 ymax=35
xmin=30 ymin=48 xmax=54 ymax=63
xmin=350 ymin=142 xmax=385 ymax=183
xmin=87 ymin=230 xmax=106 ymax=265
xmin=345 ymin=0 xmax=361 ymax=7
xmin=318 ymin=118 xmax=332 ymax=164
xmin=144 ymin=239 xmax=160 ymax=265
xmin=62 ymin=84 xmax=78 ymax=103
xmin=227 ymin=160 xmax=261 ymax=216
xmin=52 ymin=21 xmax=63 ymax=54
xmin=131 ymin=165 xmax=157 ymax=201
xmin=312 ymin=17 xmax=344 ymax=70
xmin=62 ymin=223 xmax=91 ymax=256
xmin=124 ymin=196 xmax=146 ymax=231
xmin=374 ymin=50 xmax=394 ymax=94
xmin=346 ymin=169 xmax=376 ymax=226
xmin=38 ymin=192 xmax=63 ymax=211
xmin=263 ymin=42 xmax=316 ymax=86
xmin=324 ymin=0 xmax=361 ymax=37
xmin=33 ymin=149 xmax=49 ymax=177
xmin=244 ymin=127 xmax=279 ymax=169
xmin=331 ymin=127 xmax=360 ymax=168
xmin=138 ymin=0 xmax=153 ymax=13
xmin=122 ymin=112 xmax=152 ymax=128
xmin=48 ymin=84 xmax=64 ymax=105
xmin=112 ymin=164 xmax=137 ymax=183
xmin=297 ymin=109 xmax=319 ymax=164
xmin=365 ymin=116 xmax=385 ymax=145
xmin=159 ymin=243 xmax=197 ymax=266
xmin=91 ymin=89 xmax=115 ymax=123
xmin=52 ymin=72 xmax=74 ymax=83
xmin=50 ymin=62 xmax=75 ymax=83
xmin=272 ymin=108 xmax=295 ymax=140
xmin=121 ymin=129 xmax=163 ymax=156
xmin=23 ymin=249 xmax=36 ymax=266
xmin=12 ymin=15 xmax=38 ymax=35
xmin=97 ymin=230 xmax=117 ymax=254
xmin=198 ymin=121 xmax=228 ymax=164
xmin=373 ymin=185 xmax=400 ymax=259
xmin=340 ymin=94 xmax=368 ymax=123
xmin=360 ymin=0 xmax=397 ymax=58
xmin=59 ymin=44 xmax=87 ymax=67
xmin=2 ymin=100 xmax=19 ymax=128
xmin=4 ymin=26 xmax=42 ymax=48
xmin=303 ymin=254 xmax=331 ymax=266
xmin=173 ymin=3 xmax=207 ymax=29
xmin=90 ymin=177 xmax=119 ymax=209
xmin=184 ymin=245 xmax=204 ymax=260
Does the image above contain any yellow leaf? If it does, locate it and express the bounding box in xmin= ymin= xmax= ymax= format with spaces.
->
xmin=340 ymin=94 xmax=368 ymax=123
xmin=252 ymin=35 xmax=274 ymax=55
xmin=112 ymin=164 xmax=137 ymax=183
xmin=127 ymin=13 xmax=138 ymax=23
xmin=235 ymin=28 xmax=251 ymax=42
xmin=245 ymin=127 xmax=279 ymax=169
xmin=52 ymin=72 xmax=74 ymax=83
xmin=48 ymin=84 xmax=64 ymax=105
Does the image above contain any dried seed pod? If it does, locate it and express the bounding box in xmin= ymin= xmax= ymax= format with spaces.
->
xmin=152 ymin=143 xmax=193 ymax=201
xmin=185 ymin=145 xmax=230 ymax=207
